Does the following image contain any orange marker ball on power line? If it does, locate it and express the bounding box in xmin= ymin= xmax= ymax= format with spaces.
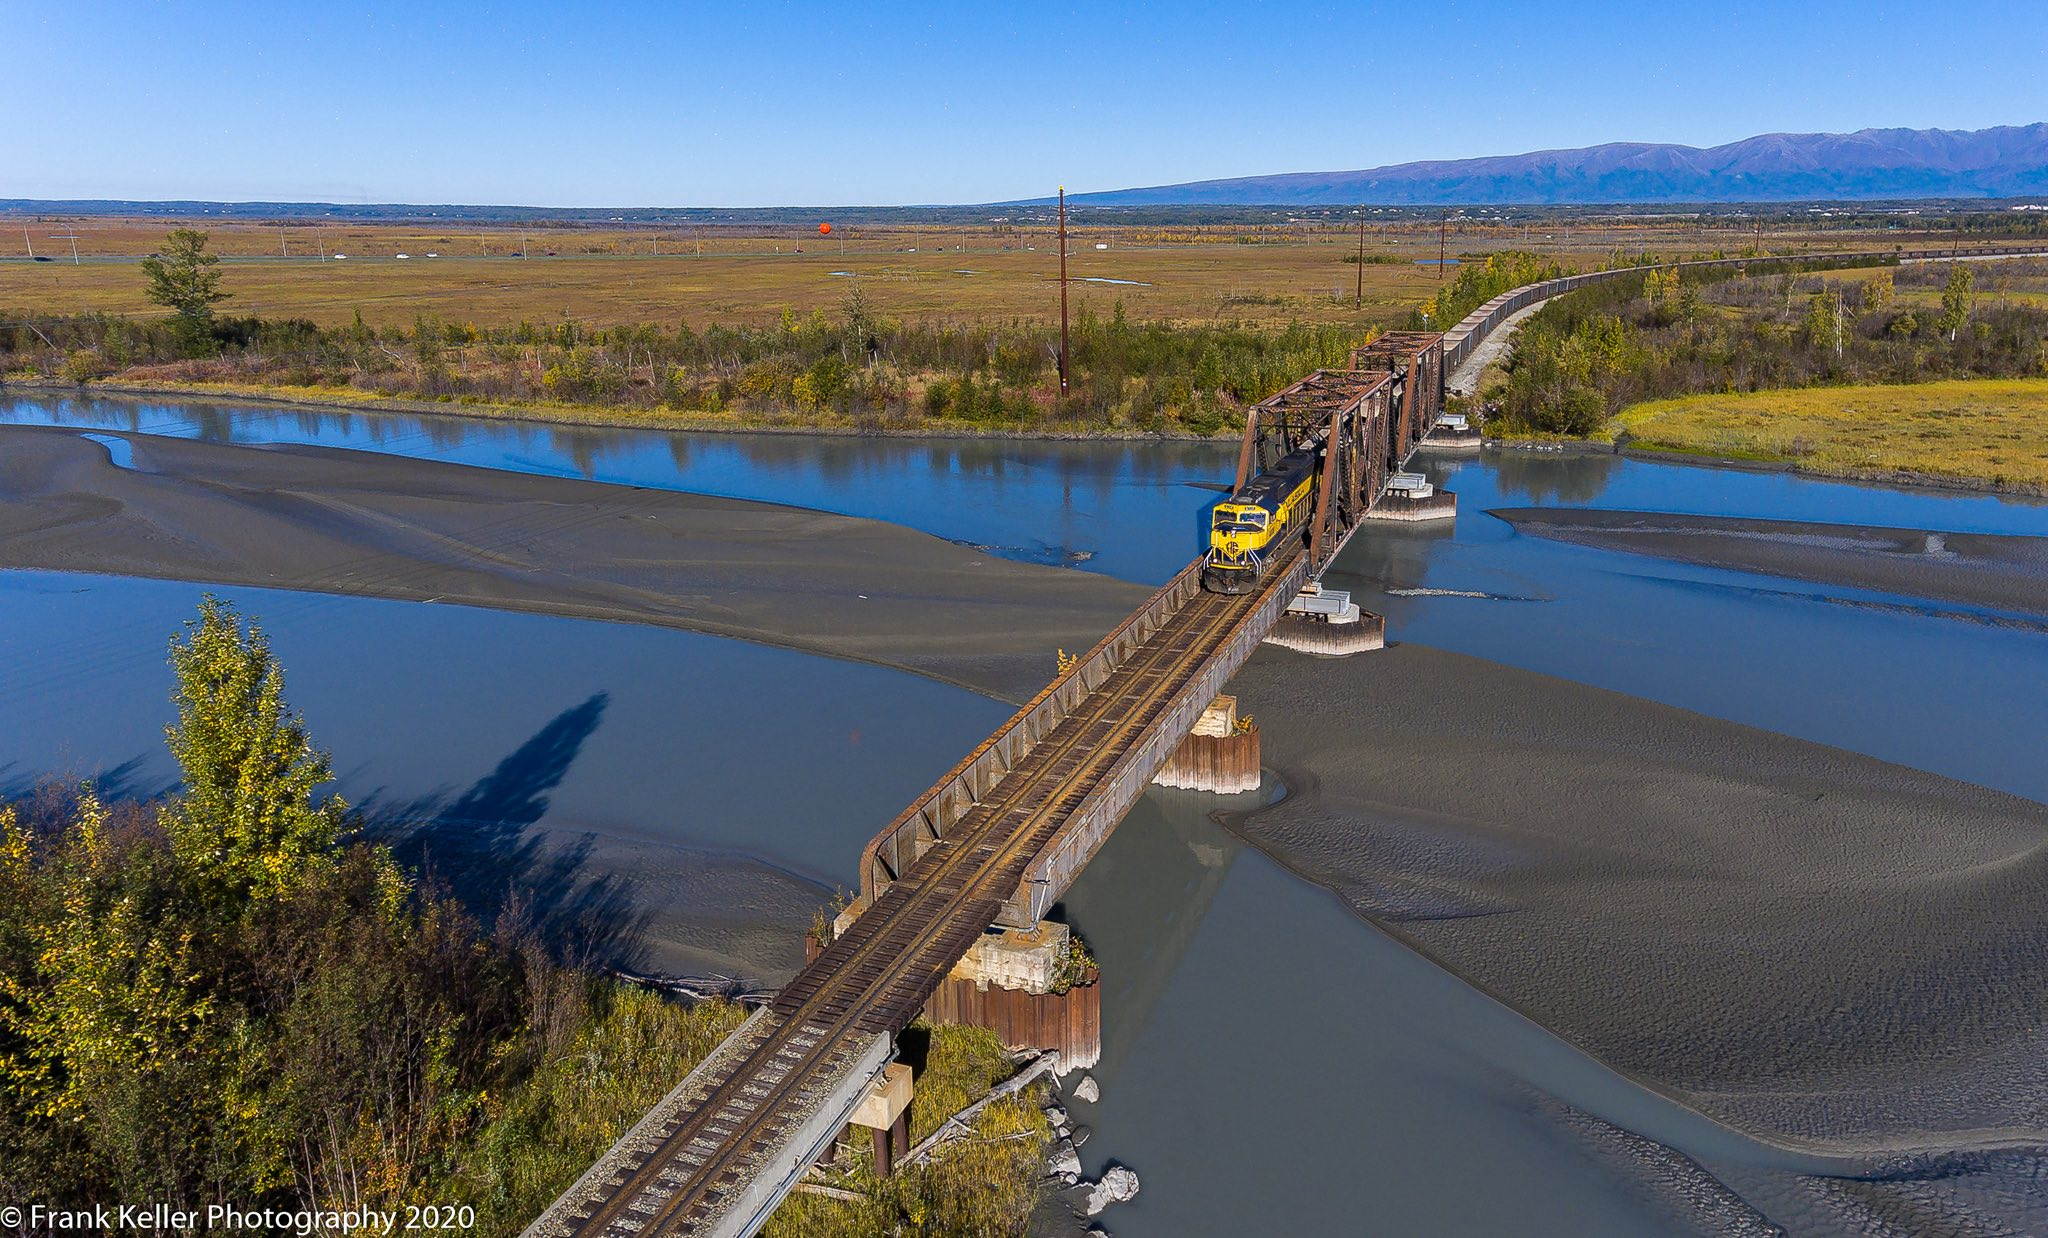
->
xmin=819 ymin=223 xmax=832 ymax=235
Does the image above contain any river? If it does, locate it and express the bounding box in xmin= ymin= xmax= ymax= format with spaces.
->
xmin=3 ymin=394 xmax=2044 ymax=1234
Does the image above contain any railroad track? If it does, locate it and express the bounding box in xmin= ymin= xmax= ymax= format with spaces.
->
xmin=541 ymin=555 xmax=1293 ymax=1238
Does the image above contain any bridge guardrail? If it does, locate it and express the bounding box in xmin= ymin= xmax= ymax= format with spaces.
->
xmin=1006 ymin=551 xmax=1309 ymax=925
xmin=858 ymin=558 xmax=1207 ymax=904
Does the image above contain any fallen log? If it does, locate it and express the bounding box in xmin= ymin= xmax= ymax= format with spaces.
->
xmin=610 ymin=970 xmax=776 ymax=1007
xmin=792 ymin=1177 xmax=865 ymax=1203
xmin=899 ymin=1050 xmax=1060 ymax=1169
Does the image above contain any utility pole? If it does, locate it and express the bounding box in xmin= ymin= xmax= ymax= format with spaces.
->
xmin=1437 ymin=209 xmax=1448 ymax=281
xmin=1355 ymin=206 xmax=1365 ymax=308
xmin=22 ymin=227 xmax=33 ymax=260
xmin=280 ymin=224 xmax=288 ymax=258
xmin=1058 ymin=186 xmax=1070 ymax=396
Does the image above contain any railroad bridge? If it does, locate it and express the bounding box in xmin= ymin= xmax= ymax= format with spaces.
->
xmin=527 ymin=239 xmax=2048 ymax=1238
xmin=529 ymin=330 xmax=1448 ymax=1238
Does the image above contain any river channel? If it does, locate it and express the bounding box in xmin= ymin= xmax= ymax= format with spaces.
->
xmin=4 ymin=394 xmax=2045 ymax=1234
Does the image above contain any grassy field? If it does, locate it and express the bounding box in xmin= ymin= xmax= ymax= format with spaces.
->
xmin=0 ymin=246 xmax=1444 ymax=330
xmin=1613 ymin=378 xmax=2048 ymax=490
xmin=0 ymin=215 xmax=1936 ymax=331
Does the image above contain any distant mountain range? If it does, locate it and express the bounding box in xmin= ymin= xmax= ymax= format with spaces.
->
xmin=1062 ymin=124 xmax=2048 ymax=206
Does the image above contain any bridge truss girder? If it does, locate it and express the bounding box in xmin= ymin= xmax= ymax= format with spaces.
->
xmin=1231 ymin=368 xmax=1389 ymax=583
xmin=1349 ymin=330 xmax=1445 ymax=464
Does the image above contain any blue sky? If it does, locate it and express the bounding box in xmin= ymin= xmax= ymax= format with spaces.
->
xmin=5 ymin=0 xmax=2042 ymax=206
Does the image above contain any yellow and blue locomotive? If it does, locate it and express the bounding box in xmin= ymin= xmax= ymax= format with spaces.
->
xmin=1201 ymin=444 xmax=1319 ymax=594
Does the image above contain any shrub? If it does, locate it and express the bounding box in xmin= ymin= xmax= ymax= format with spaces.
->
xmin=60 ymin=349 xmax=106 ymax=383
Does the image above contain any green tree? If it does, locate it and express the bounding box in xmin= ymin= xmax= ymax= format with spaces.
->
xmin=1804 ymin=292 xmax=1844 ymax=357
xmin=840 ymin=287 xmax=882 ymax=370
xmin=140 ymin=228 xmax=230 ymax=351
xmin=0 ymin=791 xmax=221 ymax=1193
xmin=1938 ymin=264 xmax=1974 ymax=342
xmin=1862 ymin=269 xmax=1894 ymax=313
xmin=163 ymin=598 xmax=348 ymax=908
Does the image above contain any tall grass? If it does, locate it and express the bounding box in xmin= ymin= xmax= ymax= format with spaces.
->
xmin=1614 ymin=378 xmax=2048 ymax=489
xmin=762 ymin=1023 xmax=1053 ymax=1238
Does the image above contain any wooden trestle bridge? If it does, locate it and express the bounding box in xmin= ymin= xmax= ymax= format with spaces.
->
xmin=527 ymin=242 xmax=2048 ymax=1238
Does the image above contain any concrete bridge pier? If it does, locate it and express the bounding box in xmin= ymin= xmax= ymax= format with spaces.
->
xmin=1422 ymin=411 xmax=1483 ymax=450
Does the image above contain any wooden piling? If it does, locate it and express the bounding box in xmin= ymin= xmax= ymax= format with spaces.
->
xmin=923 ymin=975 xmax=1102 ymax=1071
xmin=1363 ymin=487 xmax=1458 ymax=522
xmin=1265 ymin=610 xmax=1386 ymax=656
xmin=1151 ymin=694 xmax=1260 ymax=794
xmin=1151 ymin=728 xmax=1261 ymax=793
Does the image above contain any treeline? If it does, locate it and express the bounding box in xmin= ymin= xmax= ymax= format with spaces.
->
xmin=1489 ymin=259 xmax=2048 ymax=435
xmin=0 ymin=296 xmax=1367 ymax=436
